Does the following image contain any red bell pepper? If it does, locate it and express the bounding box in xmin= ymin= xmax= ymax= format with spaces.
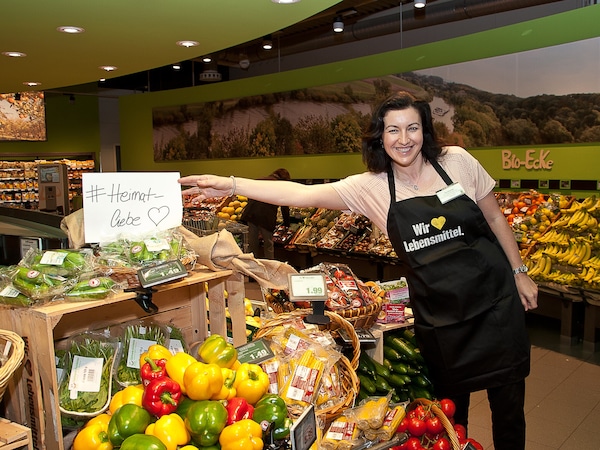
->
xmin=142 ymin=376 xmax=182 ymax=418
xmin=141 ymin=357 xmax=168 ymax=387
xmin=226 ymin=397 xmax=254 ymax=425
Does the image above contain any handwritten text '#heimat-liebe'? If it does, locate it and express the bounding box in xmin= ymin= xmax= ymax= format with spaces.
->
xmin=85 ymin=184 xmax=165 ymax=203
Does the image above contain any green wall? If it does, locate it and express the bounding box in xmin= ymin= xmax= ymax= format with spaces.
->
xmin=119 ymin=5 xmax=600 ymax=183
xmin=0 ymin=93 xmax=100 ymax=160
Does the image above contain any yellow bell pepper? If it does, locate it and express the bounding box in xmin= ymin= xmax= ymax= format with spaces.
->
xmin=233 ymin=363 xmax=269 ymax=405
xmin=73 ymin=413 xmax=113 ymax=450
xmin=165 ymin=351 xmax=197 ymax=396
xmin=219 ymin=419 xmax=263 ymax=450
xmin=211 ymin=367 xmax=237 ymax=401
xmin=145 ymin=413 xmax=191 ymax=450
xmin=139 ymin=344 xmax=172 ymax=369
xmin=109 ymin=384 xmax=144 ymax=414
xmin=183 ymin=361 xmax=224 ymax=401
xmin=198 ymin=334 xmax=238 ymax=369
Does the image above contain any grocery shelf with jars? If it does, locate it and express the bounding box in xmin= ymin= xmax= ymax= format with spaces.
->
xmin=0 ymin=156 xmax=95 ymax=211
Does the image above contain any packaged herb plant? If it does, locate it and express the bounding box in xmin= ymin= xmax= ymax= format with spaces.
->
xmin=58 ymin=331 xmax=118 ymax=418
xmin=114 ymin=319 xmax=170 ymax=387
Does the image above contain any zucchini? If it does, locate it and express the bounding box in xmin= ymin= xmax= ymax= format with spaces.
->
xmin=358 ymin=373 xmax=377 ymax=395
xmin=384 ymin=335 xmax=418 ymax=361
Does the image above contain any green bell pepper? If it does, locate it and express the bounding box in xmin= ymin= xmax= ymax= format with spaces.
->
xmin=197 ymin=334 xmax=238 ymax=369
xmin=108 ymin=403 xmax=153 ymax=446
xmin=184 ymin=400 xmax=228 ymax=447
xmin=120 ymin=434 xmax=167 ymax=450
xmin=252 ymin=394 xmax=292 ymax=440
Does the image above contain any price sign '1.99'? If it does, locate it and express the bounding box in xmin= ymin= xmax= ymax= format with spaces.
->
xmin=288 ymin=273 xmax=328 ymax=302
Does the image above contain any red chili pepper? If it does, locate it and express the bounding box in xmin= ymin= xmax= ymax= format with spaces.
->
xmin=140 ymin=357 xmax=168 ymax=387
xmin=225 ymin=397 xmax=254 ymax=425
xmin=142 ymin=376 xmax=182 ymax=417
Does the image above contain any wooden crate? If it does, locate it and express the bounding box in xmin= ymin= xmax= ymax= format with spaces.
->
xmin=0 ymin=268 xmax=245 ymax=450
xmin=0 ymin=418 xmax=33 ymax=450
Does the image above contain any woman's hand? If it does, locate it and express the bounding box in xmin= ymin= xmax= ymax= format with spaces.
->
xmin=178 ymin=175 xmax=233 ymax=202
xmin=514 ymin=273 xmax=538 ymax=311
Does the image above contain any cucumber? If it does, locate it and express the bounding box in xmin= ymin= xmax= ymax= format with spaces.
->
xmin=402 ymin=328 xmax=418 ymax=346
xmin=389 ymin=361 xmax=409 ymax=374
xmin=358 ymin=373 xmax=377 ymax=395
xmin=372 ymin=357 xmax=392 ymax=379
xmin=358 ymin=351 xmax=377 ymax=376
xmin=411 ymin=374 xmax=432 ymax=389
xmin=383 ymin=345 xmax=404 ymax=361
xmin=384 ymin=335 xmax=418 ymax=361
xmin=374 ymin=374 xmax=394 ymax=393
xmin=385 ymin=372 xmax=407 ymax=389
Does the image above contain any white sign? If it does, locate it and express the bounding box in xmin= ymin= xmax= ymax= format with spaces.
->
xmin=82 ymin=172 xmax=182 ymax=243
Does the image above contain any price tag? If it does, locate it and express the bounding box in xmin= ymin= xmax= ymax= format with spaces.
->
xmin=290 ymin=404 xmax=317 ymax=450
xmin=288 ymin=273 xmax=328 ymax=302
xmin=235 ymin=338 xmax=275 ymax=364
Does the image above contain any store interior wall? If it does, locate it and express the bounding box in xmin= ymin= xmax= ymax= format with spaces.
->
xmin=117 ymin=5 xmax=600 ymax=185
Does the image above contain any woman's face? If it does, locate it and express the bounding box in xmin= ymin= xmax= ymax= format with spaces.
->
xmin=382 ymin=107 xmax=424 ymax=168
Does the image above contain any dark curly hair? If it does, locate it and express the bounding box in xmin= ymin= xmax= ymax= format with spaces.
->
xmin=362 ymin=91 xmax=444 ymax=173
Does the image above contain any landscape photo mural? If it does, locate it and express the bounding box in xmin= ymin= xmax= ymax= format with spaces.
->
xmin=152 ymin=37 xmax=600 ymax=161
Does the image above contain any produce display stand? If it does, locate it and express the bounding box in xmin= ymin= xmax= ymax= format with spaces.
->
xmin=0 ymin=268 xmax=245 ymax=450
xmin=582 ymin=291 xmax=600 ymax=351
xmin=0 ymin=418 xmax=33 ymax=450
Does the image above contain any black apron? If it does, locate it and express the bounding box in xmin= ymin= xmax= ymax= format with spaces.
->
xmin=386 ymin=161 xmax=530 ymax=396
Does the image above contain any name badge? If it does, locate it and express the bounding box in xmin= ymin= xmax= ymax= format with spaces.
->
xmin=436 ymin=182 xmax=465 ymax=204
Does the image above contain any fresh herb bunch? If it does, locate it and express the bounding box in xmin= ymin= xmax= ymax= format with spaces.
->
xmin=116 ymin=323 xmax=167 ymax=386
xmin=58 ymin=337 xmax=115 ymax=413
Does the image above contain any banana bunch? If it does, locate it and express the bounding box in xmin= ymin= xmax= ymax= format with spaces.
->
xmin=556 ymin=241 xmax=592 ymax=266
xmin=566 ymin=209 xmax=598 ymax=232
xmin=579 ymin=266 xmax=600 ymax=284
xmin=544 ymin=271 xmax=579 ymax=285
xmin=582 ymin=255 xmax=600 ymax=270
xmin=536 ymin=228 xmax=570 ymax=244
xmin=527 ymin=254 xmax=553 ymax=278
xmin=561 ymin=200 xmax=583 ymax=214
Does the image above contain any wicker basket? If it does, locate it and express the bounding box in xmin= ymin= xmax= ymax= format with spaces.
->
xmin=0 ymin=329 xmax=25 ymax=403
xmin=253 ymin=310 xmax=360 ymax=423
xmin=336 ymin=296 xmax=383 ymax=330
xmin=408 ymin=398 xmax=461 ymax=450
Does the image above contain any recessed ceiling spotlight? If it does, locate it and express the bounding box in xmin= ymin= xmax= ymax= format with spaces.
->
xmin=99 ymin=65 xmax=117 ymax=72
xmin=2 ymin=51 xmax=27 ymax=58
xmin=333 ymin=17 xmax=344 ymax=33
xmin=271 ymin=0 xmax=301 ymax=3
xmin=414 ymin=1 xmax=426 ymax=8
xmin=57 ymin=26 xmax=85 ymax=34
xmin=23 ymin=81 xmax=41 ymax=86
xmin=177 ymin=40 xmax=199 ymax=48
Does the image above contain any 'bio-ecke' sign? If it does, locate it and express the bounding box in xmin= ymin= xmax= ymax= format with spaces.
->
xmin=501 ymin=149 xmax=553 ymax=170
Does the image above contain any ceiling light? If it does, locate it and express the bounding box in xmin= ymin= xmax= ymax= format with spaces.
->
xmin=262 ymin=36 xmax=273 ymax=51
xmin=2 ymin=51 xmax=26 ymax=58
xmin=271 ymin=0 xmax=301 ymax=3
xmin=172 ymin=63 xmax=181 ymax=70
xmin=414 ymin=0 xmax=426 ymax=8
xmin=202 ymin=55 xmax=212 ymax=63
xmin=177 ymin=40 xmax=199 ymax=48
xmin=333 ymin=17 xmax=344 ymax=33
xmin=23 ymin=81 xmax=41 ymax=87
xmin=239 ymin=55 xmax=250 ymax=70
xmin=99 ymin=65 xmax=117 ymax=72
xmin=57 ymin=26 xmax=85 ymax=34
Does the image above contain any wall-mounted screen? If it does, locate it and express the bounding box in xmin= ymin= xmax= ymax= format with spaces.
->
xmin=0 ymin=92 xmax=47 ymax=142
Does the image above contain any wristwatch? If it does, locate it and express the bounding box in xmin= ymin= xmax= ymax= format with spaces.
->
xmin=512 ymin=265 xmax=528 ymax=275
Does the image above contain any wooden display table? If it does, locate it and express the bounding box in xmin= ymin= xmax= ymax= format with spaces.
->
xmin=0 ymin=418 xmax=32 ymax=450
xmin=0 ymin=268 xmax=244 ymax=450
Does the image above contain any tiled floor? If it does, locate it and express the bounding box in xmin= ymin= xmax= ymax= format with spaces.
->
xmin=466 ymin=315 xmax=600 ymax=450
xmin=245 ymin=282 xmax=600 ymax=449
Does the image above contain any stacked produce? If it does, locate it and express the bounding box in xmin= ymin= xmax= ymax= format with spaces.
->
xmin=71 ymin=334 xmax=290 ymax=450
xmin=357 ymin=329 xmax=433 ymax=404
xmin=524 ymin=194 xmax=600 ymax=288
xmin=290 ymin=208 xmax=342 ymax=249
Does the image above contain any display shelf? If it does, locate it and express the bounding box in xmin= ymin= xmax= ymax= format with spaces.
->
xmin=0 ymin=268 xmax=245 ymax=450
xmin=363 ymin=318 xmax=414 ymax=364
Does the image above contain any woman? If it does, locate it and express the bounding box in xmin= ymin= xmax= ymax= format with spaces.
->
xmin=240 ymin=168 xmax=291 ymax=259
xmin=179 ymin=92 xmax=538 ymax=449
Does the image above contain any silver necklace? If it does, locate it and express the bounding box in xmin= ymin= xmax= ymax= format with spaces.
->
xmin=398 ymin=162 xmax=426 ymax=191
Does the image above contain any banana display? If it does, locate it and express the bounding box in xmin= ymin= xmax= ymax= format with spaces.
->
xmin=523 ymin=194 xmax=600 ymax=289
xmin=357 ymin=328 xmax=434 ymax=403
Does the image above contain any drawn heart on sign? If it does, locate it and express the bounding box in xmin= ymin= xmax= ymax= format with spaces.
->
xmin=431 ymin=216 xmax=446 ymax=230
xmin=148 ymin=206 xmax=170 ymax=227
